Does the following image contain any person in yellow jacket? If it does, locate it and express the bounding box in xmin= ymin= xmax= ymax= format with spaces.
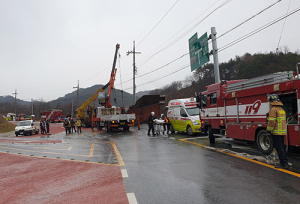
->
xmin=76 ymin=118 xmax=82 ymax=133
xmin=266 ymin=94 xmax=289 ymax=169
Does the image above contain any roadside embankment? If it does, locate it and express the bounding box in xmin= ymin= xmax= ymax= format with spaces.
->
xmin=0 ymin=114 xmax=16 ymax=134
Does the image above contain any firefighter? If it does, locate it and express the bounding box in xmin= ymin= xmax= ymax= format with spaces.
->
xmin=266 ymin=94 xmax=290 ymax=169
xmin=70 ymin=118 xmax=76 ymax=133
xmin=148 ymin=112 xmax=155 ymax=137
xmin=76 ymin=118 xmax=82 ymax=133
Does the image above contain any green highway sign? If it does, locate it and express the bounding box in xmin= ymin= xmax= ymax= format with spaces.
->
xmin=188 ymin=32 xmax=210 ymax=71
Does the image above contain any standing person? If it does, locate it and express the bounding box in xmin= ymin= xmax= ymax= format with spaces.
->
xmin=46 ymin=119 xmax=50 ymax=134
xmin=40 ymin=120 xmax=44 ymax=135
xmin=266 ymin=94 xmax=290 ymax=169
xmin=63 ymin=119 xmax=71 ymax=135
xmin=163 ymin=114 xmax=170 ymax=135
xmin=42 ymin=120 xmax=46 ymax=135
xmin=148 ymin=112 xmax=155 ymax=137
xmin=76 ymin=118 xmax=82 ymax=133
xmin=70 ymin=118 xmax=76 ymax=133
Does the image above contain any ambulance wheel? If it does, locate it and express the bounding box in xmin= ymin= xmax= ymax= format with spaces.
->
xmin=257 ymin=130 xmax=273 ymax=154
xmin=208 ymin=126 xmax=215 ymax=144
xmin=170 ymin=125 xmax=175 ymax=133
xmin=186 ymin=126 xmax=194 ymax=136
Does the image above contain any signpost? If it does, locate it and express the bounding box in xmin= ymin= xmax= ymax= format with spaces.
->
xmin=188 ymin=32 xmax=209 ymax=71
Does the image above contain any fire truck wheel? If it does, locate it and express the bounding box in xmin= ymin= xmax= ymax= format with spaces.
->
xmin=170 ymin=125 xmax=175 ymax=133
xmin=208 ymin=126 xmax=215 ymax=144
xmin=257 ymin=130 xmax=273 ymax=154
xmin=186 ymin=126 xmax=194 ymax=136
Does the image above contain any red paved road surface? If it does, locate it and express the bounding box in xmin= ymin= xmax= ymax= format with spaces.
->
xmin=0 ymin=152 xmax=128 ymax=204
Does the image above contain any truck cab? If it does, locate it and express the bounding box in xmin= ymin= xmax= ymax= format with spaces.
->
xmin=198 ymin=80 xmax=243 ymax=143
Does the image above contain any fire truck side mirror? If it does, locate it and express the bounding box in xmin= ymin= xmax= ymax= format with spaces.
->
xmin=196 ymin=93 xmax=201 ymax=109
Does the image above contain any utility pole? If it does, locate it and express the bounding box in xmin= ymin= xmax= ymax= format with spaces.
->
xmin=12 ymin=89 xmax=17 ymax=115
xmin=210 ymin=27 xmax=220 ymax=83
xmin=31 ymin=98 xmax=33 ymax=115
xmin=127 ymin=41 xmax=141 ymax=105
xmin=73 ymin=80 xmax=79 ymax=110
xmin=71 ymin=100 xmax=73 ymax=118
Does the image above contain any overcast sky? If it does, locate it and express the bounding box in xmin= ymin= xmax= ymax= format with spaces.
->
xmin=1 ymin=0 xmax=300 ymax=102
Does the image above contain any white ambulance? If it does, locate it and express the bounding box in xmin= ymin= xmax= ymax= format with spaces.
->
xmin=167 ymin=97 xmax=201 ymax=135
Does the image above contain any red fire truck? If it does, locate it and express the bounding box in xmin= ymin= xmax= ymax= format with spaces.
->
xmin=41 ymin=109 xmax=64 ymax=123
xmin=197 ymin=66 xmax=300 ymax=154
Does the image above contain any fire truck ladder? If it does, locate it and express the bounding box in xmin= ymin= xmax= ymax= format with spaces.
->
xmin=226 ymin=71 xmax=295 ymax=93
xmin=46 ymin=111 xmax=54 ymax=121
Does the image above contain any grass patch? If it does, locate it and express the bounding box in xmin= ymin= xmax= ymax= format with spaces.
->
xmin=0 ymin=114 xmax=16 ymax=133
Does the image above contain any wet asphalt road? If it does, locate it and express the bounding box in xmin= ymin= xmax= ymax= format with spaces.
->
xmin=113 ymin=125 xmax=300 ymax=204
xmin=1 ymin=123 xmax=300 ymax=203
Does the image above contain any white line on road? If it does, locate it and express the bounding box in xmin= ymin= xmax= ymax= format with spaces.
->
xmin=181 ymin=136 xmax=208 ymax=140
xmin=127 ymin=193 xmax=138 ymax=204
xmin=121 ymin=169 xmax=128 ymax=178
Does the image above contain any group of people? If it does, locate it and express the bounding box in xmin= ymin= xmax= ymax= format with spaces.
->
xmin=39 ymin=119 xmax=50 ymax=135
xmin=147 ymin=112 xmax=170 ymax=137
xmin=63 ymin=117 xmax=82 ymax=135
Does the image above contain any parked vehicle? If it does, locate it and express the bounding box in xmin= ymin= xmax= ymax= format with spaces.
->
xmin=6 ymin=113 xmax=16 ymax=121
xmin=41 ymin=109 xmax=64 ymax=123
xmin=197 ymin=64 xmax=300 ymax=154
xmin=167 ymin=98 xmax=201 ymax=136
xmin=15 ymin=120 xmax=39 ymax=136
xmin=94 ymin=107 xmax=135 ymax=132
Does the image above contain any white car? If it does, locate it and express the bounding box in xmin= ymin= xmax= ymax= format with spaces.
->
xmin=15 ymin=120 xmax=39 ymax=136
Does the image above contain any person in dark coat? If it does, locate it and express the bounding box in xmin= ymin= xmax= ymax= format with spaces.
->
xmin=40 ymin=120 xmax=44 ymax=134
xmin=46 ymin=119 xmax=50 ymax=134
xmin=148 ymin=112 xmax=155 ymax=137
xmin=63 ymin=119 xmax=71 ymax=135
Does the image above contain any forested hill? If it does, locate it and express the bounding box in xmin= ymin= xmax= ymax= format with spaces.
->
xmin=150 ymin=51 xmax=300 ymax=103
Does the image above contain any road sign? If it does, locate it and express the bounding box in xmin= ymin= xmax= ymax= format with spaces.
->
xmin=188 ymin=32 xmax=210 ymax=71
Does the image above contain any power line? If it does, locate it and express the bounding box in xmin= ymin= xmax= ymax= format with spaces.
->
xmin=136 ymin=0 xmax=180 ymax=47
xmin=276 ymin=0 xmax=292 ymax=53
xmin=122 ymin=63 xmax=190 ymax=91
xmin=217 ymin=0 xmax=282 ymax=39
xmin=117 ymin=3 xmax=300 ymax=91
xmin=134 ymin=0 xmax=231 ymax=70
xmin=135 ymin=0 xmax=172 ymax=40
xmin=218 ymin=6 xmax=300 ymax=53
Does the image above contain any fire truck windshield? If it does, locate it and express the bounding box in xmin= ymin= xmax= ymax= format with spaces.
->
xmin=186 ymin=108 xmax=199 ymax=116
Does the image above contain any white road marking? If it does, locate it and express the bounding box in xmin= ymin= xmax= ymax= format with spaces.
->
xmin=182 ymin=136 xmax=208 ymax=140
xmin=127 ymin=193 xmax=138 ymax=204
xmin=121 ymin=169 xmax=128 ymax=178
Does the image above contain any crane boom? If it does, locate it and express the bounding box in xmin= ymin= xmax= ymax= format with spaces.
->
xmin=99 ymin=44 xmax=120 ymax=108
xmin=76 ymin=43 xmax=120 ymax=127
